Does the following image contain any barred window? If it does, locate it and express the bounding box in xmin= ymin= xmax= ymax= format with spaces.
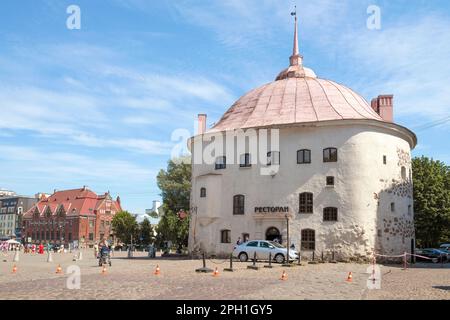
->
xmin=299 ymin=193 xmax=313 ymax=213
xmin=221 ymin=230 xmax=231 ymax=243
xmin=323 ymin=148 xmax=338 ymax=162
xmin=301 ymin=229 xmax=315 ymax=251
xmin=323 ymin=207 xmax=338 ymax=221
xmin=233 ymin=195 xmax=245 ymax=215
xmin=297 ymin=149 xmax=311 ymax=164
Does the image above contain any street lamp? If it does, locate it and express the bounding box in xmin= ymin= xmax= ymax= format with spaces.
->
xmin=283 ymin=213 xmax=292 ymax=267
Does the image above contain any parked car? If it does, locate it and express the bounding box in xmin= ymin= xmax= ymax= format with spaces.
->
xmin=416 ymin=249 xmax=447 ymax=263
xmin=439 ymin=243 xmax=450 ymax=253
xmin=233 ymin=240 xmax=298 ymax=264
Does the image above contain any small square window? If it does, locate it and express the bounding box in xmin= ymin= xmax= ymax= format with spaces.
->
xmin=390 ymin=202 xmax=395 ymax=212
xmin=200 ymin=188 xmax=206 ymax=198
xmin=326 ymin=176 xmax=335 ymax=186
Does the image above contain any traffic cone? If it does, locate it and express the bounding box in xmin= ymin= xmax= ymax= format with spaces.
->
xmin=280 ymin=270 xmax=287 ymax=281
xmin=12 ymin=264 xmax=17 ymax=273
xmin=56 ymin=264 xmax=63 ymax=274
xmin=154 ymin=265 xmax=160 ymax=275
xmin=102 ymin=265 xmax=107 ymax=275
xmin=212 ymin=267 xmax=219 ymax=277
xmin=346 ymin=272 xmax=353 ymax=282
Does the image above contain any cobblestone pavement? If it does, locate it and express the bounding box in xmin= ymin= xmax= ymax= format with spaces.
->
xmin=0 ymin=251 xmax=448 ymax=300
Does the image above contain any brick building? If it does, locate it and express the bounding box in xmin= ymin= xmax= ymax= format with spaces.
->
xmin=23 ymin=187 xmax=122 ymax=247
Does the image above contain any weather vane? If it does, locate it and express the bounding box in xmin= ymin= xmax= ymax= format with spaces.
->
xmin=291 ymin=5 xmax=297 ymax=17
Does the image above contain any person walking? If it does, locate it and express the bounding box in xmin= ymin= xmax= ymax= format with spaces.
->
xmin=236 ymin=237 xmax=242 ymax=245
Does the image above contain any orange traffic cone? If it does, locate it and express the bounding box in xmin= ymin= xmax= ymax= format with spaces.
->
xmin=56 ymin=264 xmax=63 ymax=274
xmin=212 ymin=267 xmax=219 ymax=277
xmin=12 ymin=264 xmax=17 ymax=273
xmin=154 ymin=265 xmax=160 ymax=275
xmin=280 ymin=270 xmax=287 ymax=281
xmin=346 ymin=272 xmax=353 ymax=282
xmin=102 ymin=265 xmax=107 ymax=275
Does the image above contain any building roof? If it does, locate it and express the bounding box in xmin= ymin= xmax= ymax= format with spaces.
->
xmin=23 ymin=187 xmax=122 ymax=219
xmin=208 ymin=12 xmax=387 ymax=133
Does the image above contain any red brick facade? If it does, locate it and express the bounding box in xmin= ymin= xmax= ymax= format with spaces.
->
xmin=22 ymin=187 xmax=122 ymax=247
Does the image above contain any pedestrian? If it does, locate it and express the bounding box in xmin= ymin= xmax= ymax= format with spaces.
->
xmin=38 ymin=243 xmax=44 ymax=254
xmin=236 ymin=237 xmax=242 ymax=245
xmin=94 ymin=243 xmax=99 ymax=258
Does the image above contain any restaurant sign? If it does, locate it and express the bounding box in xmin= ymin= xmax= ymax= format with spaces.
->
xmin=254 ymin=207 xmax=290 ymax=213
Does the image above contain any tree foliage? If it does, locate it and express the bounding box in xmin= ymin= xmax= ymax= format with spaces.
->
xmin=139 ymin=218 xmax=155 ymax=246
xmin=111 ymin=211 xmax=139 ymax=244
xmin=413 ymin=156 xmax=450 ymax=247
xmin=155 ymin=157 xmax=191 ymax=249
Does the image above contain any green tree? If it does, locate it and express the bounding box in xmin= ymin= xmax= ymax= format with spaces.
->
xmin=413 ymin=156 xmax=450 ymax=247
xmin=139 ymin=218 xmax=155 ymax=246
xmin=156 ymin=157 xmax=191 ymax=250
xmin=111 ymin=211 xmax=139 ymax=244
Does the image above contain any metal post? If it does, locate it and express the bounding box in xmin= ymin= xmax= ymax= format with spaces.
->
xmin=224 ymin=253 xmax=234 ymax=272
xmin=312 ymin=251 xmax=315 ymax=261
xmin=282 ymin=214 xmax=293 ymax=267
xmin=247 ymin=251 xmax=259 ymax=270
xmin=264 ymin=252 xmax=273 ymax=268
xmin=195 ymin=251 xmax=213 ymax=273
xmin=321 ymin=251 xmax=324 ymax=262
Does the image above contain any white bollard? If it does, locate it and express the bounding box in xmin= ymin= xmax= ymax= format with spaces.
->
xmin=13 ymin=250 xmax=19 ymax=262
xmin=78 ymin=251 xmax=83 ymax=260
xmin=47 ymin=251 xmax=53 ymax=263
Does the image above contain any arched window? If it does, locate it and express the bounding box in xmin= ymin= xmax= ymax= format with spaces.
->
xmin=297 ymin=149 xmax=311 ymax=164
xmin=200 ymin=188 xmax=206 ymax=198
xmin=215 ymin=156 xmax=226 ymax=170
xmin=301 ymin=229 xmax=315 ymax=251
xmin=299 ymin=192 xmax=313 ymax=213
xmin=323 ymin=207 xmax=338 ymax=221
xmin=233 ymin=195 xmax=245 ymax=215
xmin=323 ymin=148 xmax=338 ymax=162
xmin=221 ymin=230 xmax=231 ymax=243
xmin=401 ymin=166 xmax=406 ymax=180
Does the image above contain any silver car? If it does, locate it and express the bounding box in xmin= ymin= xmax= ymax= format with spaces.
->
xmin=233 ymin=240 xmax=299 ymax=264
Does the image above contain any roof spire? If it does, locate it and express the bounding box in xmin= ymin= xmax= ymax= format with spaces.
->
xmin=289 ymin=6 xmax=303 ymax=66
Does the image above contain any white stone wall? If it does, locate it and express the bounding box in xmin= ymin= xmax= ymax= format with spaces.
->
xmin=188 ymin=121 xmax=415 ymax=259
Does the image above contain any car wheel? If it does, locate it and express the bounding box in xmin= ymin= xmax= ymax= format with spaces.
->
xmin=275 ymin=254 xmax=285 ymax=264
xmin=432 ymin=258 xmax=438 ymax=263
xmin=238 ymin=252 xmax=248 ymax=262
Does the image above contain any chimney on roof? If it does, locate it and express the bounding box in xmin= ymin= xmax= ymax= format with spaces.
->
xmin=116 ymin=196 xmax=121 ymax=205
xmin=198 ymin=114 xmax=207 ymax=135
xmin=53 ymin=189 xmax=57 ymax=194
xmin=371 ymin=95 xmax=394 ymax=122
xmin=82 ymin=186 xmax=87 ymax=191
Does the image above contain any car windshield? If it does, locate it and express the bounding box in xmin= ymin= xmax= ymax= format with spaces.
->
xmin=269 ymin=241 xmax=285 ymax=248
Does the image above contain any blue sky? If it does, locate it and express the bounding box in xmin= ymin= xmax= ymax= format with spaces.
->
xmin=0 ymin=0 xmax=449 ymax=215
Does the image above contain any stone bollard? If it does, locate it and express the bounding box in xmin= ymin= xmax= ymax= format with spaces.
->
xmin=13 ymin=250 xmax=19 ymax=262
xmin=47 ymin=251 xmax=53 ymax=263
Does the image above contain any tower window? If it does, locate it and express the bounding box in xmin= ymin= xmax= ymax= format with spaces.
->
xmin=323 ymin=148 xmax=338 ymax=162
xmin=323 ymin=207 xmax=338 ymax=221
xmin=326 ymin=176 xmax=335 ymax=186
xmin=297 ymin=149 xmax=311 ymax=164
xmin=215 ymin=156 xmax=226 ymax=170
xmin=383 ymin=155 xmax=387 ymax=165
xmin=233 ymin=195 xmax=245 ymax=215
xmin=200 ymin=188 xmax=206 ymax=198
xmin=220 ymin=230 xmax=231 ymax=243
xmin=299 ymin=193 xmax=313 ymax=213
xmin=391 ymin=202 xmax=395 ymax=212
xmin=401 ymin=166 xmax=406 ymax=180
